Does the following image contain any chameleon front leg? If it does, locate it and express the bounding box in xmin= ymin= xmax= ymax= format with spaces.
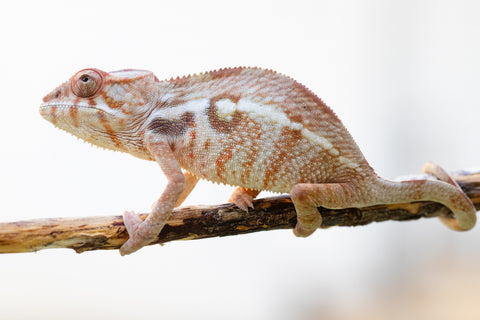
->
xmin=120 ymin=139 xmax=186 ymax=256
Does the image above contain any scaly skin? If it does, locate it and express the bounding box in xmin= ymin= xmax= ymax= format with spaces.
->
xmin=40 ymin=67 xmax=477 ymax=255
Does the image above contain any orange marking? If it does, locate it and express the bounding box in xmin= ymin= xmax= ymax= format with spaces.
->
xmin=102 ymin=91 xmax=124 ymax=109
xmin=87 ymin=98 xmax=97 ymax=106
xmin=216 ymin=147 xmax=233 ymax=179
xmin=241 ymin=149 xmax=258 ymax=185
xmin=262 ymin=127 xmax=302 ymax=188
xmin=50 ymin=106 xmax=57 ymax=125
xmin=120 ymin=108 xmax=133 ymax=115
xmin=69 ymin=107 xmax=79 ymax=128
xmin=204 ymin=139 xmax=211 ymax=151
xmin=187 ymin=129 xmax=196 ymax=160
xmin=241 ymin=123 xmax=262 ymax=184
xmin=97 ymin=111 xmax=122 ymax=148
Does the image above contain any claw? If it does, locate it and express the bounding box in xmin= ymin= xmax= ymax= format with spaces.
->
xmin=231 ymin=195 xmax=254 ymax=212
xmin=228 ymin=187 xmax=259 ymax=212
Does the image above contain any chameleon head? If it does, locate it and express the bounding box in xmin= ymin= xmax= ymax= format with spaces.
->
xmin=40 ymin=68 xmax=158 ymax=153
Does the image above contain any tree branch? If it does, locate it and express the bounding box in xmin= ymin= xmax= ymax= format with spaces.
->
xmin=1 ymin=171 xmax=479 ymax=254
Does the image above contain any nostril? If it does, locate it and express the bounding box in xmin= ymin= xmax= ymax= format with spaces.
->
xmin=42 ymin=89 xmax=62 ymax=102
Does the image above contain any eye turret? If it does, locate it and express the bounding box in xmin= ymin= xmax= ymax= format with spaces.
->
xmin=71 ymin=69 xmax=103 ymax=98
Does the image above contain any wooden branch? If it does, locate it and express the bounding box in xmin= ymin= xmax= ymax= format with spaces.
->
xmin=1 ymin=171 xmax=479 ymax=254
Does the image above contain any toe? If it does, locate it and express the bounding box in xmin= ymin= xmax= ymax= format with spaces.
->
xmin=120 ymin=211 xmax=144 ymax=256
xmin=229 ymin=193 xmax=254 ymax=212
xmin=123 ymin=210 xmax=143 ymax=234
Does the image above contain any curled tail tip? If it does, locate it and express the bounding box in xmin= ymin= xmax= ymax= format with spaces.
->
xmin=420 ymin=162 xmax=477 ymax=231
xmin=440 ymin=211 xmax=476 ymax=231
xmin=448 ymin=195 xmax=476 ymax=231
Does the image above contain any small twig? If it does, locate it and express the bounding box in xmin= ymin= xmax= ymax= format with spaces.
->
xmin=0 ymin=171 xmax=479 ymax=254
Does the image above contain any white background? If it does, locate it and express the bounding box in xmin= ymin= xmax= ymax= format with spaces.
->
xmin=1 ymin=0 xmax=480 ymax=319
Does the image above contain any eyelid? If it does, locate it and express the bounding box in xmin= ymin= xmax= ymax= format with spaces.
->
xmin=71 ymin=69 xmax=103 ymax=98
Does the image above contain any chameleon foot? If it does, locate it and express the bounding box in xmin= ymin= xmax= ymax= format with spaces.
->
xmin=228 ymin=187 xmax=260 ymax=212
xmin=290 ymin=183 xmax=350 ymax=237
xmin=293 ymin=209 xmax=322 ymax=237
xmin=120 ymin=210 xmax=159 ymax=255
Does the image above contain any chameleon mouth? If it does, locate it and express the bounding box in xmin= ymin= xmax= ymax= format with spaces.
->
xmin=39 ymin=103 xmax=101 ymax=113
xmin=39 ymin=103 xmax=111 ymax=119
xmin=39 ymin=103 xmax=113 ymax=128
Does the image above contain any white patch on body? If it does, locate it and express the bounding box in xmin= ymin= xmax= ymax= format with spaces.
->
xmin=338 ymin=156 xmax=359 ymax=169
xmin=153 ymin=98 xmax=210 ymax=119
xmin=216 ymin=99 xmax=237 ymax=117
xmin=215 ymin=97 xmax=346 ymax=156
xmin=216 ymin=97 xmax=304 ymax=130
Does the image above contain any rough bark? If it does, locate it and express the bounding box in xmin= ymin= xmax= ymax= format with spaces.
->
xmin=0 ymin=172 xmax=479 ymax=254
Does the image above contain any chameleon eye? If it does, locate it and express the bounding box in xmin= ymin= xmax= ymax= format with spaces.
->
xmin=71 ymin=69 xmax=103 ymax=98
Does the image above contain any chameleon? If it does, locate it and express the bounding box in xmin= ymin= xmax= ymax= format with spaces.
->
xmin=40 ymin=67 xmax=477 ymax=255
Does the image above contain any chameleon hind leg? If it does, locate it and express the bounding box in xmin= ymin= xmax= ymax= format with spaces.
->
xmin=175 ymin=171 xmax=200 ymax=208
xmin=290 ymin=182 xmax=358 ymax=237
xmin=228 ymin=187 xmax=261 ymax=211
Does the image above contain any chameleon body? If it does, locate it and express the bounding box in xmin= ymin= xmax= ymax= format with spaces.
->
xmin=40 ymin=67 xmax=477 ymax=255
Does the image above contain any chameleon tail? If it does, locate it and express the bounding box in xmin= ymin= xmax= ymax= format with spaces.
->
xmin=373 ymin=170 xmax=477 ymax=231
